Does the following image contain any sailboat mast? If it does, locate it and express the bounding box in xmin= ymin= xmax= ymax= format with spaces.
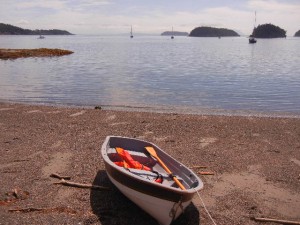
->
xmin=254 ymin=11 xmax=256 ymax=28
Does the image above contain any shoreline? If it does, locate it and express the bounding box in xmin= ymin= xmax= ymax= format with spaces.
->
xmin=1 ymin=100 xmax=300 ymax=119
xmin=1 ymin=102 xmax=299 ymax=225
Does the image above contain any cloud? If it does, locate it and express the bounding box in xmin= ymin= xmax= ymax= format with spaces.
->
xmin=16 ymin=0 xmax=65 ymax=10
xmin=78 ymin=0 xmax=112 ymax=6
xmin=247 ymin=0 xmax=300 ymax=35
xmin=16 ymin=0 xmax=113 ymax=12
xmin=139 ymin=7 xmax=252 ymax=35
xmin=1 ymin=0 xmax=299 ymax=35
xmin=16 ymin=19 xmax=30 ymax=25
xmin=248 ymin=0 xmax=300 ymax=13
xmin=67 ymin=0 xmax=113 ymax=12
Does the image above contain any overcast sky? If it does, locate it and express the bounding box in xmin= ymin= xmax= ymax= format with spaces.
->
xmin=1 ymin=0 xmax=299 ymax=36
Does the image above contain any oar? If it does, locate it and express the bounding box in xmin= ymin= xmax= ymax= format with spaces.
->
xmin=145 ymin=146 xmax=186 ymax=190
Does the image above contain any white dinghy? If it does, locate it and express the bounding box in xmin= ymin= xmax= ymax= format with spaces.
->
xmin=101 ymin=136 xmax=203 ymax=225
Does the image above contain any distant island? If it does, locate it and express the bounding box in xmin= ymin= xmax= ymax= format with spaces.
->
xmin=252 ymin=23 xmax=286 ymax=38
xmin=0 ymin=23 xmax=73 ymax=35
xmin=189 ymin=26 xmax=239 ymax=37
xmin=294 ymin=30 xmax=300 ymax=37
xmin=161 ymin=31 xmax=188 ymax=36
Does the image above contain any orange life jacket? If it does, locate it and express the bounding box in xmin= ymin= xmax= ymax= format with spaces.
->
xmin=114 ymin=147 xmax=151 ymax=171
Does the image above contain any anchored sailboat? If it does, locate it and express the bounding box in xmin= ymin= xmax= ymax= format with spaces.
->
xmin=249 ymin=11 xmax=257 ymax=44
xmin=130 ymin=25 xmax=133 ymax=38
xmin=171 ymin=26 xmax=174 ymax=39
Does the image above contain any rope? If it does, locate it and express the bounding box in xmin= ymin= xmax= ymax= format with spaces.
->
xmin=194 ymin=189 xmax=217 ymax=225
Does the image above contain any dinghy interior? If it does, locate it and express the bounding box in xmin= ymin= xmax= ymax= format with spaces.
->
xmin=103 ymin=136 xmax=202 ymax=192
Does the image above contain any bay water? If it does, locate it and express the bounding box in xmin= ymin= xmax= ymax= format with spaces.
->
xmin=0 ymin=35 xmax=299 ymax=116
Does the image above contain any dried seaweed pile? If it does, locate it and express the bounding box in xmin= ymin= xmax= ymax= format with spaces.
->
xmin=0 ymin=48 xmax=73 ymax=59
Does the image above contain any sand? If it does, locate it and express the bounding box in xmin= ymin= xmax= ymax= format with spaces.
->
xmin=0 ymin=102 xmax=299 ymax=225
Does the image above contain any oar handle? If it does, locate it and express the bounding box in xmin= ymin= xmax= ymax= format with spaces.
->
xmin=155 ymin=156 xmax=186 ymax=190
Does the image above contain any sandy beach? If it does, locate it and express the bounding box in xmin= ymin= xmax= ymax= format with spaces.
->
xmin=0 ymin=102 xmax=299 ymax=225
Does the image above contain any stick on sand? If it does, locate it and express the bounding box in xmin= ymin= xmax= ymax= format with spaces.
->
xmin=253 ymin=217 xmax=300 ymax=225
xmin=53 ymin=179 xmax=110 ymax=190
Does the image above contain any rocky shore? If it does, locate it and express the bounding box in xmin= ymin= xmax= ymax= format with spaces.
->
xmin=0 ymin=48 xmax=73 ymax=60
xmin=0 ymin=102 xmax=299 ymax=225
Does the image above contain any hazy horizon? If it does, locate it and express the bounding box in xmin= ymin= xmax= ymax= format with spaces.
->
xmin=1 ymin=0 xmax=299 ymax=36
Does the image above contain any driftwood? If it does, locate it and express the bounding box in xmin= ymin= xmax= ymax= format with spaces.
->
xmin=253 ymin=217 xmax=300 ymax=225
xmin=53 ymin=179 xmax=110 ymax=190
xmin=50 ymin=173 xmax=109 ymax=190
xmin=198 ymin=171 xmax=215 ymax=175
xmin=9 ymin=208 xmax=47 ymax=213
xmin=191 ymin=166 xmax=207 ymax=169
xmin=13 ymin=159 xmax=30 ymax=162
xmin=9 ymin=206 xmax=77 ymax=214
xmin=50 ymin=173 xmax=71 ymax=180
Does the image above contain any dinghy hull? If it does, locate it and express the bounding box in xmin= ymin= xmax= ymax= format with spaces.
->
xmin=101 ymin=136 xmax=203 ymax=225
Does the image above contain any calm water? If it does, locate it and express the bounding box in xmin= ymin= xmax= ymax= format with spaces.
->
xmin=0 ymin=35 xmax=300 ymax=116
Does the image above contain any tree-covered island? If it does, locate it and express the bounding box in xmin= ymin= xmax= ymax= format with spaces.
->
xmin=0 ymin=23 xmax=73 ymax=35
xmin=189 ymin=26 xmax=239 ymax=37
xmin=294 ymin=30 xmax=300 ymax=37
xmin=252 ymin=23 xmax=286 ymax=38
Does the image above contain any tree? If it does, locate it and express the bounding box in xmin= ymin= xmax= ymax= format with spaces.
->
xmin=252 ymin=23 xmax=286 ymax=38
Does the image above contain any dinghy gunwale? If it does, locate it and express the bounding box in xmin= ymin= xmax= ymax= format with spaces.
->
xmin=101 ymin=136 xmax=203 ymax=202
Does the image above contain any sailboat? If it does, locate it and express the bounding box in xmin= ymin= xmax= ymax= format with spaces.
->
xmin=37 ymin=31 xmax=45 ymax=39
xmin=37 ymin=35 xmax=45 ymax=39
xmin=130 ymin=26 xmax=133 ymax=38
xmin=249 ymin=11 xmax=257 ymax=44
xmin=171 ymin=26 xmax=174 ymax=39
